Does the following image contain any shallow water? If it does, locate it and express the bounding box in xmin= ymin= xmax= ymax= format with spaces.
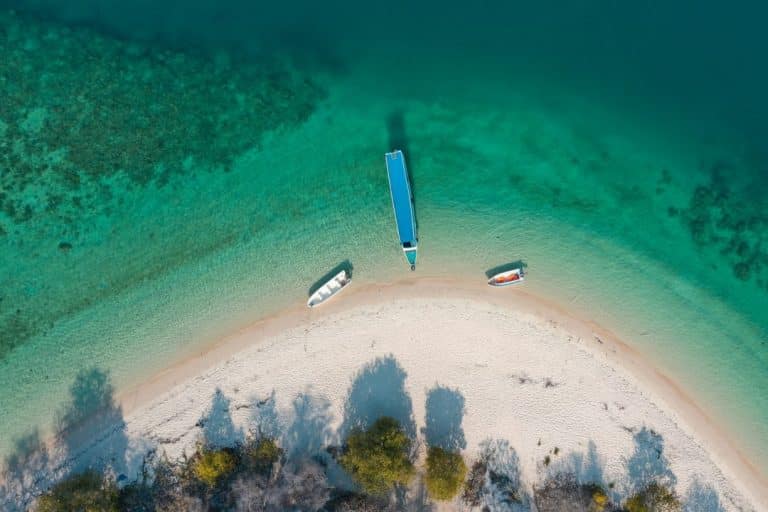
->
xmin=0 ymin=1 xmax=766 ymax=472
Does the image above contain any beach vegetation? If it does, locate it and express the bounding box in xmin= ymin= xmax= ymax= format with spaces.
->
xmin=190 ymin=446 xmax=238 ymax=487
xmin=322 ymin=491 xmax=387 ymax=511
xmin=461 ymin=458 xmax=487 ymax=507
xmin=20 ymin=382 xmax=703 ymax=512
xmin=242 ymin=436 xmax=282 ymax=475
xmin=586 ymin=483 xmax=610 ymax=512
xmin=461 ymin=441 xmax=524 ymax=508
xmin=232 ymin=458 xmax=330 ymax=511
xmin=624 ymin=481 xmax=681 ymax=512
xmin=116 ymin=455 xmax=184 ymax=511
xmin=339 ymin=416 xmax=415 ymax=495
xmin=36 ymin=470 xmax=118 ymax=512
xmin=534 ymin=475 xmax=617 ymax=512
xmin=424 ymin=446 xmax=467 ymax=500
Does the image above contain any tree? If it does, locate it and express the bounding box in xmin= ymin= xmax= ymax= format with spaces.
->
xmin=461 ymin=459 xmax=487 ymax=507
xmin=191 ymin=446 xmax=237 ymax=487
xmin=590 ymin=485 xmax=610 ymax=512
xmin=425 ymin=446 xmax=467 ymax=500
xmin=36 ymin=470 xmax=118 ymax=512
xmin=117 ymin=453 xmax=184 ymax=512
xmin=243 ymin=437 xmax=282 ymax=475
xmin=231 ymin=458 xmax=329 ymax=511
xmin=338 ymin=416 xmax=414 ymax=496
xmin=322 ymin=491 xmax=388 ymax=512
xmin=534 ymin=474 xmax=616 ymax=512
xmin=625 ymin=482 xmax=681 ymax=512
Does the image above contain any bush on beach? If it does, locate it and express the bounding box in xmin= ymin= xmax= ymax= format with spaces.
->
xmin=624 ymin=481 xmax=682 ymax=512
xmin=338 ymin=416 xmax=415 ymax=496
xmin=242 ymin=436 xmax=282 ymax=475
xmin=424 ymin=446 xmax=467 ymax=500
xmin=461 ymin=458 xmax=488 ymax=507
xmin=591 ymin=485 xmax=610 ymax=511
xmin=26 ymin=412 xmax=703 ymax=512
xmin=534 ymin=474 xmax=617 ymax=512
xmin=190 ymin=446 xmax=238 ymax=488
xmin=36 ymin=470 xmax=118 ymax=512
xmin=322 ymin=490 xmax=389 ymax=512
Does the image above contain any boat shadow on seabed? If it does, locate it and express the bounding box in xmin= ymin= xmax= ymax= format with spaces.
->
xmin=307 ymin=260 xmax=354 ymax=297
xmin=485 ymin=259 xmax=528 ymax=279
xmin=387 ymin=111 xmax=419 ymax=235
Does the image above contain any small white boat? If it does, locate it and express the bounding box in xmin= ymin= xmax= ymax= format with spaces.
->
xmin=307 ymin=270 xmax=351 ymax=307
xmin=487 ymin=268 xmax=525 ymax=287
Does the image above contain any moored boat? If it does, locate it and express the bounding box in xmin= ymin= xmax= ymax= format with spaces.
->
xmin=385 ymin=150 xmax=418 ymax=270
xmin=307 ymin=270 xmax=350 ymax=307
xmin=487 ymin=268 xmax=525 ymax=287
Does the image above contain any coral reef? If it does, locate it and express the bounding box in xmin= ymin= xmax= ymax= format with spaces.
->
xmin=674 ymin=161 xmax=768 ymax=290
xmin=0 ymin=9 xmax=324 ymax=228
xmin=0 ymin=9 xmax=324 ymax=359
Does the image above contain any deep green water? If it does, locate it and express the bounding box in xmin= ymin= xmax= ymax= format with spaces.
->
xmin=0 ymin=1 xmax=766 ymax=473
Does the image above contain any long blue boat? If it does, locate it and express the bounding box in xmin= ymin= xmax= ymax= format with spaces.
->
xmin=385 ymin=150 xmax=418 ymax=270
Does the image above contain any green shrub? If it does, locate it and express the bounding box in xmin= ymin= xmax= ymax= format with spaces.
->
xmin=625 ymin=482 xmax=681 ymax=512
xmin=339 ymin=417 xmax=414 ymax=495
xmin=191 ymin=447 xmax=237 ymax=487
xmin=589 ymin=484 xmax=609 ymax=512
xmin=461 ymin=459 xmax=487 ymax=506
xmin=244 ymin=437 xmax=282 ymax=475
xmin=425 ymin=446 xmax=467 ymax=500
xmin=36 ymin=470 xmax=118 ymax=512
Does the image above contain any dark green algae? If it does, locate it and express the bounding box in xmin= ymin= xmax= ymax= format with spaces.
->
xmin=0 ymin=9 xmax=322 ymax=224
xmin=670 ymin=162 xmax=768 ymax=290
xmin=0 ymin=9 xmax=325 ymax=359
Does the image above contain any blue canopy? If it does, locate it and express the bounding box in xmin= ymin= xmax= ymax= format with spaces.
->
xmin=385 ymin=150 xmax=417 ymax=246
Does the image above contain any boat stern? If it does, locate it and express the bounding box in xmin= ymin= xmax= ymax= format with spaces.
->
xmin=404 ymin=246 xmax=417 ymax=269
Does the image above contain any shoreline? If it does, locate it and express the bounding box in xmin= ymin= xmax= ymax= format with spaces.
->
xmin=113 ymin=276 xmax=768 ymax=508
xmin=3 ymin=276 xmax=765 ymax=510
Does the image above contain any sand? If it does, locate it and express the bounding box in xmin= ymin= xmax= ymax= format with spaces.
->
xmin=2 ymin=278 xmax=766 ymax=511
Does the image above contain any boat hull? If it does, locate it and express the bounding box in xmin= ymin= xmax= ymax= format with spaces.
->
xmin=405 ymin=247 xmax=417 ymax=267
xmin=385 ymin=150 xmax=418 ymax=268
xmin=487 ymin=268 xmax=525 ymax=287
xmin=307 ymin=270 xmax=350 ymax=307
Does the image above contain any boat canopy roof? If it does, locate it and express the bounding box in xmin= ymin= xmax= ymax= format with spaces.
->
xmin=385 ymin=150 xmax=417 ymax=245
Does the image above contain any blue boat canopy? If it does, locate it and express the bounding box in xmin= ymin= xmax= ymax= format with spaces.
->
xmin=385 ymin=150 xmax=418 ymax=268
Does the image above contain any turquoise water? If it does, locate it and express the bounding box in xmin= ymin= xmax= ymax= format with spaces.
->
xmin=1 ymin=2 xmax=766 ymax=475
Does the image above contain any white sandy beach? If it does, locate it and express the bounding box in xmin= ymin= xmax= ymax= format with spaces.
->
xmin=2 ymin=279 xmax=766 ymax=511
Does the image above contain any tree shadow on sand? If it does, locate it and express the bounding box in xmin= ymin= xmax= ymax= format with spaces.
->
xmin=473 ymin=439 xmax=531 ymax=511
xmin=2 ymin=368 xmax=134 ymax=510
xmin=422 ymin=385 xmax=466 ymax=451
xmin=283 ymin=392 xmax=335 ymax=459
xmin=684 ymin=479 xmax=725 ymax=512
xmin=249 ymin=390 xmax=281 ymax=439
xmin=544 ymin=441 xmax=619 ymax=505
xmin=395 ymin=474 xmax=435 ymax=512
xmin=0 ymin=429 xmax=51 ymax=511
xmin=339 ymin=356 xmax=416 ymax=443
xmin=625 ymin=427 xmax=676 ymax=494
xmin=55 ymin=368 xmax=130 ymax=477
xmin=550 ymin=441 xmax=607 ymax=489
xmin=197 ymin=388 xmax=243 ymax=449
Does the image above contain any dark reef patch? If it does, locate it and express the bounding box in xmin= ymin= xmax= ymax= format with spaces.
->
xmin=0 ymin=8 xmax=325 ymax=360
xmin=0 ymin=9 xmax=324 ymax=227
xmin=675 ymin=160 xmax=768 ymax=290
xmin=0 ymin=313 xmax=33 ymax=362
